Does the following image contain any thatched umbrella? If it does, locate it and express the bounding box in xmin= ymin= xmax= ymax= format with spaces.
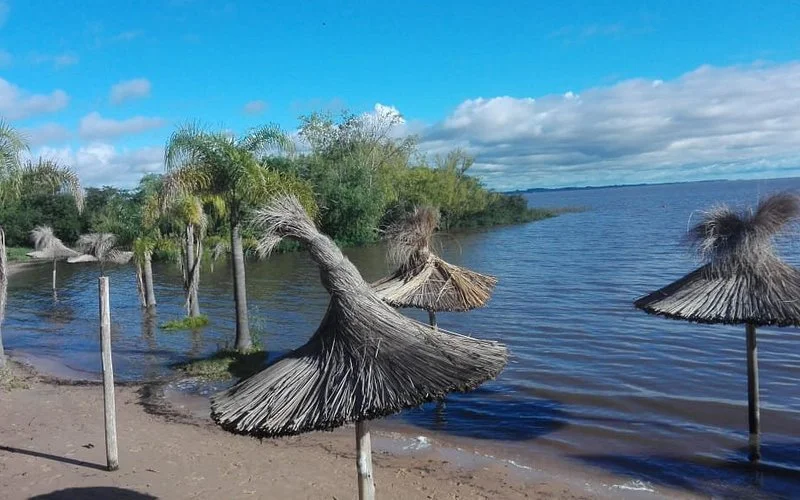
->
xmin=372 ymin=206 xmax=498 ymax=328
xmin=634 ymin=191 xmax=800 ymax=463
xmin=28 ymin=225 xmax=80 ymax=291
xmin=68 ymin=233 xmax=133 ymax=273
xmin=211 ymin=196 xmax=508 ymax=500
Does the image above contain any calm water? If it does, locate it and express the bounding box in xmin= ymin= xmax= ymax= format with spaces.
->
xmin=6 ymin=178 xmax=800 ymax=498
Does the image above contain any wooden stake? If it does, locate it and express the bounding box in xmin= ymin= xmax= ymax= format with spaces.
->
xmin=99 ymin=277 xmax=119 ymax=471
xmin=52 ymin=259 xmax=57 ymax=290
xmin=746 ymin=323 xmax=760 ymax=462
xmin=356 ymin=420 xmax=375 ymax=500
xmin=428 ymin=310 xmax=437 ymax=331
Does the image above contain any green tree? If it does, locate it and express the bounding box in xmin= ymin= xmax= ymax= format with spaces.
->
xmin=164 ymin=123 xmax=315 ymax=351
xmin=298 ymin=110 xmax=415 ymax=244
xmin=0 ymin=122 xmax=84 ymax=367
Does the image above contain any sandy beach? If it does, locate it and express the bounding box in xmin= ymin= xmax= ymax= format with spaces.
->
xmin=0 ymin=362 xmax=610 ymax=500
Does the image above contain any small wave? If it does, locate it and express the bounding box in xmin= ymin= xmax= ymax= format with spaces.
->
xmin=610 ymin=479 xmax=655 ymax=492
xmin=506 ymin=459 xmax=532 ymax=470
xmin=402 ymin=436 xmax=431 ymax=450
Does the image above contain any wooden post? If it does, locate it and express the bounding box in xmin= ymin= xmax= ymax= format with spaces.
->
xmin=355 ymin=420 xmax=375 ymax=500
xmin=428 ymin=310 xmax=437 ymax=331
xmin=99 ymin=277 xmax=119 ymax=471
xmin=746 ymin=323 xmax=760 ymax=463
xmin=52 ymin=259 xmax=57 ymax=290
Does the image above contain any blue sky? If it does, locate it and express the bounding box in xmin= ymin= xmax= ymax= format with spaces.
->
xmin=2 ymin=0 xmax=800 ymax=189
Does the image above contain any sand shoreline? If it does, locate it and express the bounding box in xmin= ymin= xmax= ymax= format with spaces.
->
xmin=0 ymin=358 xmax=703 ymax=500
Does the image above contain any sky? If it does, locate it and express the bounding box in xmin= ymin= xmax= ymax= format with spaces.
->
xmin=2 ymin=0 xmax=800 ymax=190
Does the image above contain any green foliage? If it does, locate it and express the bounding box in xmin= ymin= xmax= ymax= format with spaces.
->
xmin=173 ymin=348 xmax=266 ymax=380
xmin=0 ymin=113 xmax=559 ymax=264
xmin=160 ymin=315 xmax=210 ymax=331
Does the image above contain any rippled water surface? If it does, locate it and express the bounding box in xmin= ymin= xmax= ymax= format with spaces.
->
xmin=7 ymin=178 xmax=800 ymax=498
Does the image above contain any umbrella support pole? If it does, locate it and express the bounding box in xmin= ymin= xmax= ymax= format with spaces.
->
xmin=99 ymin=277 xmax=119 ymax=471
xmin=746 ymin=323 xmax=761 ymax=463
xmin=355 ymin=420 xmax=375 ymax=500
xmin=428 ymin=310 xmax=437 ymax=331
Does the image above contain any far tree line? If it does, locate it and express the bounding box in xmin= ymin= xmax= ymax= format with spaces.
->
xmin=0 ymin=110 xmax=553 ymax=361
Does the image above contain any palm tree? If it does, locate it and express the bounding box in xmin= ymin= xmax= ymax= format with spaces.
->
xmin=164 ymin=123 xmax=315 ymax=351
xmin=0 ymin=121 xmax=84 ymax=367
xmin=168 ymin=194 xmax=209 ymax=317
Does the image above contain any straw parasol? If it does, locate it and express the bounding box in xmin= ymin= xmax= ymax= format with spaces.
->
xmin=68 ymin=233 xmax=133 ymax=271
xmin=372 ymin=206 xmax=498 ymax=328
xmin=211 ymin=196 xmax=508 ymax=500
xmin=28 ymin=225 xmax=80 ymax=291
xmin=634 ymin=191 xmax=800 ymax=462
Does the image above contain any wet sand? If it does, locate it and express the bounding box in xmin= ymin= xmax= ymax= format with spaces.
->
xmin=0 ymin=360 xmax=709 ymax=500
xmin=0 ymin=362 xmax=621 ymax=500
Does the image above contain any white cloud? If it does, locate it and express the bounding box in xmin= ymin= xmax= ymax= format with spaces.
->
xmin=0 ymin=1 xmax=8 ymax=28
xmin=78 ymin=112 xmax=165 ymax=140
xmin=243 ymin=100 xmax=267 ymax=115
xmin=0 ymin=78 xmax=69 ymax=119
xmin=36 ymin=143 xmax=164 ymax=187
xmin=111 ymin=30 xmax=143 ymax=42
xmin=109 ymin=78 xmax=152 ymax=105
xmin=31 ymin=52 xmax=79 ymax=69
xmin=0 ymin=49 xmax=11 ymax=67
xmin=418 ymin=61 xmax=800 ymax=190
xmin=20 ymin=123 xmax=71 ymax=147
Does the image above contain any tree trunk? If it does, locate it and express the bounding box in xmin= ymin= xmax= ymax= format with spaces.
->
xmin=186 ymin=224 xmax=201 ymax=317
xmin=0 ymin=228 xmax=7 ymax=368
xmin=144 ymin=251 xmax=156 ymax=308
xmin=135 ymin=262 xmax=146 ymax=308
xmin=231 ymin=222 xmax=251 ymax=351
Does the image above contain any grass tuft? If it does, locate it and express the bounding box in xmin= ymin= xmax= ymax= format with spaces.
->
xmin=6 ymin=247 xmax=32 ymax=262
xmin=160 ymin=315 xmax=210 ymax=331
xmin=173 ymin=348 xmax=266 ymax=380
xmin=0 ymin=364 xmax=30 ymax=390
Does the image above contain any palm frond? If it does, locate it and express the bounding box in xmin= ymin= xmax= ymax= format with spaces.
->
xmin=0 ymin=120 xmax=27 ymax=178
xmin=19 ymin=158 xmax=84 ymax=213
xmin=239 ymin=124 xmax=295 ymax=157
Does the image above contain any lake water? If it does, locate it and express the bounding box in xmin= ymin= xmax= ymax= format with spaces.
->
xmin=6 ymin=178 xmax=800 ymax=498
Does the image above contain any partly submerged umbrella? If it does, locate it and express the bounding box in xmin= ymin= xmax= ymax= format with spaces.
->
xmin=68 ymin=233 xmax=133 ymax=269
xmin=211 ymin=196 xmax=508 ymax=499
xmin=634 ymin=191 xmax=800 ymax=462
xmin=372 ymin=206 xmax=498 ymax=328
xmin=28 ymin=225 xmax=80 ymax=291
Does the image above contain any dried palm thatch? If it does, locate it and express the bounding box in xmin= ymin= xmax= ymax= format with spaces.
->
xmin=211 ymin=196 xmax=508 ymax=438
xmin=634 ymin=192 xmax=800 ymax=326
xmin=29 ymin=225 xmax=80 ymax=292
xmin=372 ymin=206 xmax=497 ymax=313
xmin=68 ymin=233 xmax=133 ymax=270
xmin=634 ymin=191 xmax=800 ymax=463
xmin=27 ymin=226 xmax=79 ymax=260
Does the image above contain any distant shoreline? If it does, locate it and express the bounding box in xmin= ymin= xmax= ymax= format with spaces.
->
xmin=505 ymin=175 xmax=800 ymax=195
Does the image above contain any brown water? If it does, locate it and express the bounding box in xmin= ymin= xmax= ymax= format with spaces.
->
xmin=6 ymin=177 xmax=800 ymax=498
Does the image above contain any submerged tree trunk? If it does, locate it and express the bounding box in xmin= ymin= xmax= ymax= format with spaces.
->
xmin=144 ymin=251 xmax=156 ymax=308
xmin=186 ymin=224 xmax=201 ymax=317
xmin=135 ymin=262 xmax=146 ymax=308
xmin=0 ymin=228 xmax=7 ymax=368
xmin=231 ymin=222 xmax=251 ymax=351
